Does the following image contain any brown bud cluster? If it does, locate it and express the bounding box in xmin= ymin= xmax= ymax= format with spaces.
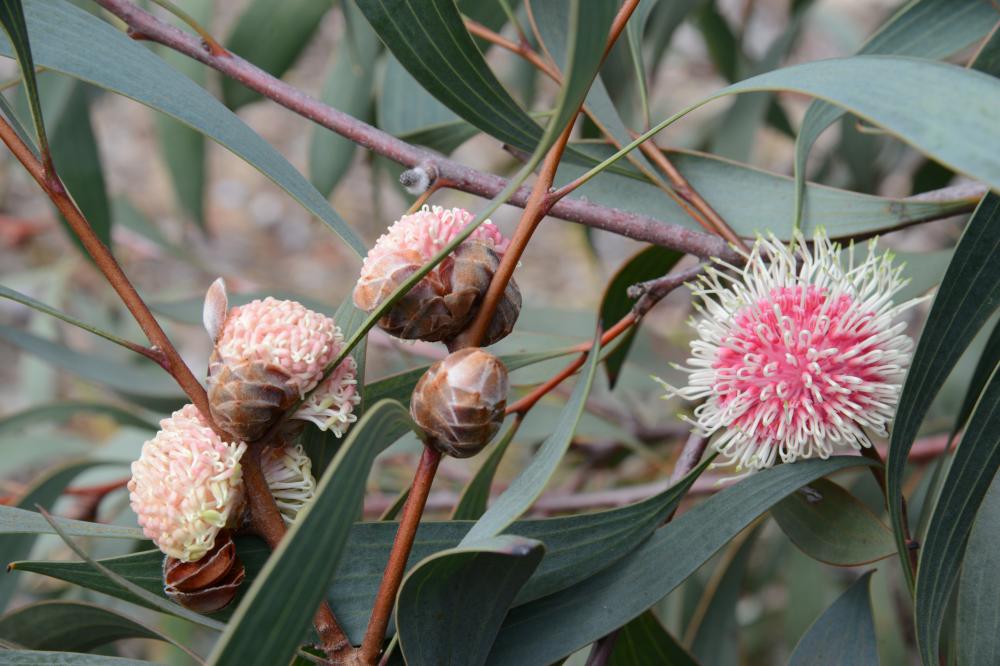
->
xmin=410 ymin=348 xmax=509 ymax=458
xmin=352 ymin=206 xmax=521 ymax=347
xmin=164 ymin=530 xmax=245 ymax=614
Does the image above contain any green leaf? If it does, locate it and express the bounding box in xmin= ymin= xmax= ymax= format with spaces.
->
xmin=0 ymin=0 xmax=49 ymax=162
xmin=208 ymin=400 xmax=414 ymax=665
xmin=916 ymin=364 xmax=1000 ymax=664
xmin=0 ymin=401 xmax=157 ymax=436
xmin=556 ymin=145 xmax=973 ymax=240
xmin=0 ymin=506 xmax=143 ymax=540
xmin=357 ymin=0 xmax=542 ymax=152
xmin=154 ymin=0 xmax=212 ymax=229
xmin=587 ymin=56 xmax=1000 ymax=199
xmin=22 ymin=458 xmax=710 ymax=644
xmin=0 ymin=462 xmax=121 ymax=610
xmin=0 ymin=652 xmax=155 ymax=665
xmin=451 ymin=418 xmax=520 ymax=521
xmin=0 ymin=0 xmax=366 ymax=257
xmin=608 ymin=611 xmax=698 ymax=666
xmin=0 ymin=325 xmax=185 ymax=411
xmin=787 ymin=572 xmax=878 ymax=665
xmin=486 ymin=456 xmax=876 ymax=665
xmin=792 ymin=0 xmax=997 ymax=221
xmin=599 ymin=246 xmax=683 ymax=387
xmin=378 ymin=54 xmax=478 ymax=154
xmin=461 ymin=330 xmax=602 ymax=545
xmin=15 ymin=74 xmax=113 ymax=248
xmin=952 ymin=317 xmax=1000 ymax=440
xmin=887 ymin=193 xmax=1000 ymax=590
xmin=0 ymin=284 xmax=148 ymax=357
xmin=956 ymin=471 xmax=1000 ymax=665
xmin=771 ymin=478 xmax=895 ymax=567
xmin=687 ymin=528 xmax=760 ymax=666
xmin=222 ymin=0 xmax=331 ymax=109
xmin=0 ymin=600 xmax=194 ymax=659
xmin=310 ymin=1 xmax=379 ymax=196
xmin=396 ymin=535 xmax=545 ymax=665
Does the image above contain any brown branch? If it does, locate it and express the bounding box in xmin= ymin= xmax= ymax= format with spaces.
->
xmin=357 ymin=447 xmax=441 ymax=665
xmin=0 ymin=112 xmax=212 ymax=424
xmin=93 ymin=0 xmax=740 ymax=263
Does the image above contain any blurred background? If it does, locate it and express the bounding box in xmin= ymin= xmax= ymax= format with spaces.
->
xmin=0 ymin=0 xmax=980 ymax=663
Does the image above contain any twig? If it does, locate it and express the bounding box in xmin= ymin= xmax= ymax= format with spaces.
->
xmin=357 ymin=447 xmax=441 ymax=665
xmin=93 ymin=0 xmax=740 ymax=262
xmin=0 ymin=113 xmax=211 ymax=425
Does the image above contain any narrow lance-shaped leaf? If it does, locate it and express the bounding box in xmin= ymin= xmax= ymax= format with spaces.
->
xmin=207 ymin=401 xmax=414 ymax=665
xmin=357 ymin=0 xmax=542 ymax=151
xmin=608 ymin=611 xmax=699 ymax=666
xmin=486 ymin=456 xmax=876 ymax=665
xmin=956 ymin=471 xmax=1000 ymax=666
xmin=916 ymin=364 xmax=1000 ymax=664
xmin=579 ymin=56 xmax=1000 ymax=199
xmin=155 ymin=0 xmax=212 ymax=229
xmin=771 ymin=478 xmax=895 ymax=567
xmin=395 ymin=535 xmax=545 ymax=666
xmin=792 ymin=0 xmax=997 ymax=222
xmin=309 ymin=0 xmax=380 ymax=196
xmin=0 ymin=600 xmax=200 ymax=661
xmin=787 ymin=572 xmax=879 ymax=666
xmin=886 ymin=193 xmax=1000 ymax=591
xmin=0 ymin=0 xmax=49 ymax=162
xmin=222 ymin=0 xmax=331 ymax=109
xmin=0 ymin=506 xmax=143 ymax=540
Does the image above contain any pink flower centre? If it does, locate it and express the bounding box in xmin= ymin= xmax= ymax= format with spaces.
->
xmin=712 ymin=285 xmax=889 ymax=444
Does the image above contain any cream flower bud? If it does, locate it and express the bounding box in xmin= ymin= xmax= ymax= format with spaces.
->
xmin=205 ymin=288 xmax=360 ymax=441
xmin=410 ymin=348 xmax=509 ymax=458
xmin=128 ymin=404 xmax=246 ymax=562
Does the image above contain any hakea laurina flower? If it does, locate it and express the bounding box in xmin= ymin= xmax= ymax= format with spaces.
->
xmin=129 ymin=404 xmax=247 ymax=562
xmin=352 ymin=205 xmax=521 ymax=346
xmin=411 ymin=348 xmax=509 ymax=458
xmin=659 ymin=231 xmax=919 ymax=472
xmin=260 ymin=443 xmax=316 ymax=525
xmin=203 ymin=279 xmax=360 ymax=441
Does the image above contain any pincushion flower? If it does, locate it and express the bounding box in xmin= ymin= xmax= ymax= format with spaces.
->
xmin=352 ymin=205 xmax=520 ymax=345
xmin=204 ymin=280 xmax=360 ymax=441
xmin=660 ymin=231 xmax=919 ymax=472
xmin=129 ymin=404 xmax=246 ymax=562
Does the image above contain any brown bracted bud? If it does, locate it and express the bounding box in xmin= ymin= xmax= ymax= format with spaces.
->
xmin=164 ymin=530 xmax=245 ymax=614
xmin=445 ymin=242 xmax=522 ymax=350
xmin=353 ymin=206 xmax=520 ymax=345
xmin=207 ymin=352 xmax=298 ymax=441
xmin=410 ymin=348 xmax=509 ymax=458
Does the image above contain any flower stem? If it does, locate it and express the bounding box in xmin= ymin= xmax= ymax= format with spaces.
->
xmin=358 ymin=446 xmax=441 ymax=664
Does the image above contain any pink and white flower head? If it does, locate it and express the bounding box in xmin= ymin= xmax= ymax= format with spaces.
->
xmin=352 ymin=205 xmax=518 ymax=344
xmin=205 ymin=280 xmax=360 ymax=438
xmin=659 ymin=231 xmax=920 ymax=473
xmin=128 ymin=404 xmax=247 ymax=562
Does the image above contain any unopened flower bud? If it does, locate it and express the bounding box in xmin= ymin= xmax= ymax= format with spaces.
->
xmin=352 ymin=206 xmax=520 ymax=345
xmin=204 ymin=281 xmax=360 ymax=441
xmin=129 ymin=404 xmax=246 ymax=562
xmin=410 ymin=348 xmax=509 ymax=458
xmin=164 ymin=530 xmax=245 ymax=613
